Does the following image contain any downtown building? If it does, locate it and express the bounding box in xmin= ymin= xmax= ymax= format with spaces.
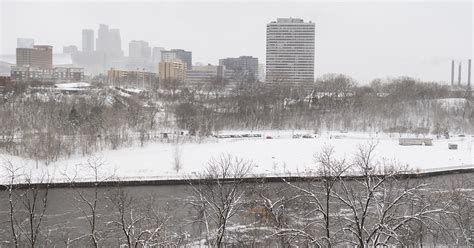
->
xmin=11 ymin=66 xmax=84 ymax=82
xmin=107 ymin=68 xmax=157 ymax=87
xmin=73 ymin=24 xmax=124 ymax=75
xmin=82 ymin=29 xmax=94 ymax=52
xmin=219 ymin=56 xmax=259 ymax=82
xmin=159 ymin=60 xmax=187 ymax=82
xmin=266 ymin=18 xmax=315 ymax=85
xmin=16 ymin=45 xmax=53 ymax=68
xmin=161 ymin=49 xmax=192 ymax=70
xmin=186 ymin=65 xmax=227 ymax=84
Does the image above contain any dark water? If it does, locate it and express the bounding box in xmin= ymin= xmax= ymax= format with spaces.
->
xmin=0 ymin=173 xmax=473 ymax=247
xmin=0 ymin=184 xmax=196 ymax=247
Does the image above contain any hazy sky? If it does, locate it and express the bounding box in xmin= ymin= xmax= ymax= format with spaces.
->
xmin=0 ymin=0 xmax=472 ymax=83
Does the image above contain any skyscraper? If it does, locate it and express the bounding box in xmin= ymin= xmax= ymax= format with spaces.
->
xmin=129 ymin=40 xmax=151 ymax=59
xmin=17 ymin=38 xmax=34 ymax=48
xmin=96 ymin=24 xmax=109 ymax=53
xmin=82 ymin=29 xmax=94 ymax=52
xmin=109 ymin=29 xmax=123 ymax=57
xmin=266 ymin=18 xmax=315 ymax=84
xmin=161 ymin=49 xmax=192 ymax=70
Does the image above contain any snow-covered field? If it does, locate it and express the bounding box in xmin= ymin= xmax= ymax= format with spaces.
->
xmin=1 ymin=131 xmax=473 ymax=183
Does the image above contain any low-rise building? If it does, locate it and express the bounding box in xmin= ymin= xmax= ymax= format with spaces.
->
xmin=10 ymin=66 xmax=84 ymax=82
xmin=159 ymin=60 xmax=186 ymax=82
xmin=185 ymin=65 xmax=225 ymax=84
xmin=107 ymin=68 xmax=157 ymax=86
xmin=0 ymin=75 xmax=12 ymax=87
xmin=219 ymin=56 xmax=259 ymax=82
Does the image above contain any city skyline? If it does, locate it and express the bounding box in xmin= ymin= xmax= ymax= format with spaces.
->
xmin=1 ymin=1 xmax=472 ymax=83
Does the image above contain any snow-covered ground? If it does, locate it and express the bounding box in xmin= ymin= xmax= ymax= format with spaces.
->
xmin=1 ymin=131 xmax=473 ymax=183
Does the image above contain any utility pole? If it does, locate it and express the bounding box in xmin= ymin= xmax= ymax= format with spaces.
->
xmin=142 ymin=68 xmax=145 ymax=90
xmin=467 ymin=59 xmax=472 ymax=99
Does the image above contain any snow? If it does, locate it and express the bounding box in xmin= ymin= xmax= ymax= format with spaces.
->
xmin=55 ymin=82 xmax=91 ymax=89
xmin=437 ymin=98 xmax=467 ymax=111
xmin=55 ymin=82 xmax=91 ymax=92
xmin=1 ymin=131 xmax=473 ymax=183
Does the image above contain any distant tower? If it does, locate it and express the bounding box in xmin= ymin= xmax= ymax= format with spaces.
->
xmin=96 ymin=24 xmax=109 ymax=53
xmin=458 ymin=62 xmax=462 ymax=86
xmin=82 ymin=29 xmax=94 ymax=52
xmin=451 ymin=60 xmax=455 ymax=86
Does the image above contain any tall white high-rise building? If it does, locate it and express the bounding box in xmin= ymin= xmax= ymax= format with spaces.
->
xmin=266 ymin=18 xmax=315 ymax=84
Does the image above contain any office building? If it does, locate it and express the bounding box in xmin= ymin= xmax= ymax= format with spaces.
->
xmin=161 ymin=49 xmax=192 ymax=69
xmin=11 ymin=66 xmax=84 ymax=81
xmin=82 ymin=29 xmax=94 ymax=52
xmin=219 ymin=56 xmax=259 ymax=82
xmin=258 ymin=64 xmax=265 ymax=82
xmin=186 ymin=65 xmax=225 ymax=84
xmin=16 ymin=45 xmax=53 ymax=68
xmin=159 ymin=60 xmax=186 ymax=82
xmin=17 ymin=38 xmax=34 ymax=48
xmin=129 ymin=40 xmax=151 ymax=59
xmin=152 ymin=47 xmax=164 ymax=63
xmin=96 ymin=24 xmax=123 ymax=58
xmin=107 ymin=68 xmax=157 ymax=86
xmin=96 ymin=24 xmax=109 ymax=53
xmin=109 ymin=29 xmax=123 ymax=57
xmin=63 ymin=45 xmax=78 ymax=54
xmin=266 ymin=18 xmax=315 ymax=84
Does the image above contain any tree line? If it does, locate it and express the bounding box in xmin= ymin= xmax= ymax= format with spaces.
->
xmin=0 ymin=74 xmax=472 ymax=165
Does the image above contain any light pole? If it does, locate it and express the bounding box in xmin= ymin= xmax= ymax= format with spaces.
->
xmin=142 ymin=68 xmax=145 ymax=91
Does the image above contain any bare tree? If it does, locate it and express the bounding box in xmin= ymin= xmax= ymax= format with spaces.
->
xmin=63 ymin=156 xmax=114 ymax=247
xmin=4 ymin=160 xmax=22 ymax=248
xmin=173 ymin=145 xmax=182 ymax=173
xmin=279 ymin=146 xmax=349 ymax=247
xmin=3 ymin=160 xmax=50 ymax=248
xmin=108 ymin=186 xmax=173 ymax=247
xmin=331 ymin=142 xmax=450 ymax=246
xmin=187 ymin=154 xmax=253 ymax=247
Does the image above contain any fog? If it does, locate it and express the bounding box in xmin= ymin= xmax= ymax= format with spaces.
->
xmin=1 ymin=0 xmax=472 ymax=83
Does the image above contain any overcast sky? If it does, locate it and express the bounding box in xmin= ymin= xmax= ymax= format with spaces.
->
xmin=0 ymin=0 xmax=472 ymax=83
